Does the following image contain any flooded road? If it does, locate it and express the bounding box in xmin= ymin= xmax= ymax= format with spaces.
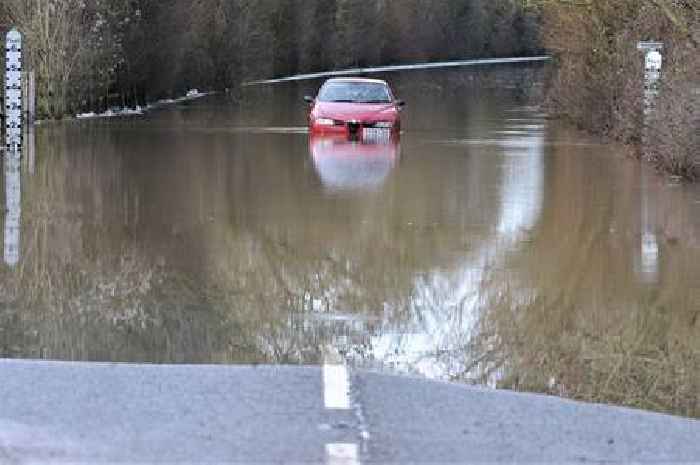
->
xmin=2 ymin=67 xmax=699 ymax=417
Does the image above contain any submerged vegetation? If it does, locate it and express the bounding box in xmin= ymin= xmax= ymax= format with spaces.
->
xmin=472 ymin=290 xmax=700 ymax=418
xmin=465 ymin=149 xmax=700 ymax=417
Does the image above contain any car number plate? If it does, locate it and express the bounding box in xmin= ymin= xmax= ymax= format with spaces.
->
xmin=362 ymin=127 xmax=391 ymax=143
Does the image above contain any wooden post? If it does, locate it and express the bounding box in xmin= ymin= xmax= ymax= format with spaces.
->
xmin=19 ymin=70 xmax=36 ymax=125
xmin=21 ymin=70 xmax=28 ymax=122
xmin=26 ymin=71 xmax=35 ymax=125
xmin=24 ymin=71 xmax=36 ymax=173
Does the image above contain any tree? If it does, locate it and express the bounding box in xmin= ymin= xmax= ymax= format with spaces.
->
xmin=3 ymin=0 xmax=545 ymax=117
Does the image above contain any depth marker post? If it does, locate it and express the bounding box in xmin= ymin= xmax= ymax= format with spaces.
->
xmin=5 ymin=28 xmax=23 ymax=154
xmin=636 ymin=41 xmax=663 ymax=284
xmin=637 ymin=41 xmax=663 ymax=124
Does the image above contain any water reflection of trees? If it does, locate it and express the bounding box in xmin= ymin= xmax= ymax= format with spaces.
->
xmin=0 ymin=115 xmax=501 ymax=365
xmin=0 ymin=89 xmax=545 ymax=374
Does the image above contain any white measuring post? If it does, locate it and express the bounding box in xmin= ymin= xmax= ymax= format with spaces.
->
xmin=637 ymin=41 xmax=664 ymax=116
xmin=5 ymin=28 xmax=23 ymax=154
xmin=637 ymin=41 xmax=664 ymax=161
xmin=635 ymin=41 xmax=663 ymax=284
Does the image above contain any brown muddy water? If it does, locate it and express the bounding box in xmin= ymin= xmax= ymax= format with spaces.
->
xmin=2 ymin=68 xmax=699 ymax=417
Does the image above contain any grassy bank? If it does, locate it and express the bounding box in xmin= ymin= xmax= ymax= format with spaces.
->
xmin=539 ymin=1 xmax=698 ymax=179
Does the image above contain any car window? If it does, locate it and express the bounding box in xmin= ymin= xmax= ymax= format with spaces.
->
xmin=318 ymin=82 xmax=392 ymax=103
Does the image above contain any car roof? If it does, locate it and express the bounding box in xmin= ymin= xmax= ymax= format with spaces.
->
xmin=324 ymin=77 xmax=388 ymax=85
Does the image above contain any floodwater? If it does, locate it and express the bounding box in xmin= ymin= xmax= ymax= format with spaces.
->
xmin=2 ymin=67 xmax=699 ymax=417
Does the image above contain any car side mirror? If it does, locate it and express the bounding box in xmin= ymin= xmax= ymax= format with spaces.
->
xmin=395 ymin=99 xmax=405 ymax=107
xmin=304 ymin=96 xmax=314 ymax=104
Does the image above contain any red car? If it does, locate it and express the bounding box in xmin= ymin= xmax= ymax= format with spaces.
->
xmin=305 ymin=78 xmax=404 ymax=137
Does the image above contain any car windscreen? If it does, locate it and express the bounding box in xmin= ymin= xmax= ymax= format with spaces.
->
xmin=317 ymin=82 xmax=392 ymax=103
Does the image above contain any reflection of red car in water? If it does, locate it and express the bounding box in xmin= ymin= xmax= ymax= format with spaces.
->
xmin=310 ymin=135 xmax=399 ymax=192
xmin=305 ymin=78 xmax=404 ymax=137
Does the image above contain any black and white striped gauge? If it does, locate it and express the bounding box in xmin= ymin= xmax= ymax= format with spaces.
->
xmin=5 ymin=28 xmax=22 ymax=152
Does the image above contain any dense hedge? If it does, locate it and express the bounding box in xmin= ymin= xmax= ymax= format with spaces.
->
xmin=540 ymin=0 xmax=698 ymax=179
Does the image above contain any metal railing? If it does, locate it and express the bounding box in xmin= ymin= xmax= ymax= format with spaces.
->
xmin=244 ymin=55 xmax=552 ymax=86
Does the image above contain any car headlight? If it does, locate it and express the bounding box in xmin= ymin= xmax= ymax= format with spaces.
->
xmin=374 ymin=121 xmax=394 ymax=128
xmin=315 ymin=118 xmax=335 ymax=126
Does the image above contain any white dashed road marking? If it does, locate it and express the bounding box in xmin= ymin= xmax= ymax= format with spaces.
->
xmin=326 ymin=443 xmax=359 ymax=465
xmin=323 ymin=360 xmax=362 ymax=463
xmin=323 ymin=363 xmax=351 ymax=410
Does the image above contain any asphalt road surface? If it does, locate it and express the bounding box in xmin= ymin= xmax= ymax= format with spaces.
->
xmin=1 ymin=359 xmax=699 ymax=464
